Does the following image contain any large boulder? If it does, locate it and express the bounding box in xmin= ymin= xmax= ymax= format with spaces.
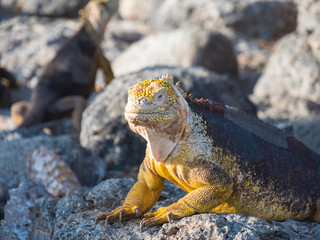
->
xmin=112 ymin=28 xmax=238 ymax=77
xmin=119 ymin=0 xmax=297 ymax=41
xmin=80 ymin=66 xmax=256 ymax=173
xmin=251 ymin=30 xmax=320 ymax=120
xmin=2 ymin=178 xmax=319 ymax=239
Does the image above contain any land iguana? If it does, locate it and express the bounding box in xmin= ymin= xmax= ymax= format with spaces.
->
xmin=11 ymin=0 xmax=118 ymax=131
xmin=95 ymin=74 xmax=320 ymax=231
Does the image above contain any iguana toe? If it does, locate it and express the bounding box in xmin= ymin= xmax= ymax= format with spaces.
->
xmin=95 ymin=205 xmax=142 ymax=228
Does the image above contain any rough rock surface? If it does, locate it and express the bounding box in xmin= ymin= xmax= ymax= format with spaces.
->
xmin=102 ymin=17 xmax=150 ymax=62
xmin=295 ymin=0 xmax=320 ymax=33
xmin=0 ymin=133 xmax=106 ymax=199
xmin=119 ymin=0 xmax=297 ymax=41
xmin=0 ymin=16 xmax=79 ymax=87
xmin=0 ymin=118 xmax=77 ymax=140
xmin=80 ymin=66 xmax=256 ymax=172
xmin=112 ymin=28 xmax=238 ymax=77
xmin=2 ymin=178 xmax=319 ymax=240
xmin=251 ymin=30 xmax=320 ymax=120
xmin=0 ymin=0 xmax=88 ymax=17
xmin=1 ymin=178 xmax=52 ymax=240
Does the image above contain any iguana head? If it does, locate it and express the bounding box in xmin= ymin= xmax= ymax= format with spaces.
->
xmin=79 ymin=0 xmax=118 ymax=42
xmin=125 ymin=74 xmax=191 ymax=162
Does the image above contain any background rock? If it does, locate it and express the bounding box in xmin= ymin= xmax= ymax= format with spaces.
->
xmin=0 ymin=133 xmax=106 ymax=200
xmin=80 ymin=66 xmax=256 ymax=173
xmin=251 ymin=30 xmax=320 ymax=120
xmin=102 ymin=17 xmax=150 ymax=61
xmin=0 ymin=118 xmax=77 ymax=140
xmin=0 ymin=16 xmax=79 ymax=87
xmin=119 ymin=0 xmax=297 ymax=41
xmin=0 ymin=0 xmax=88 ymax=18
xmin=112 ymin=28 xmax=238 ymax=77
xmin=295 ymin=0 xmax=320 ymax=33
xmin=226 ymin=0 xmax=297 ymax=41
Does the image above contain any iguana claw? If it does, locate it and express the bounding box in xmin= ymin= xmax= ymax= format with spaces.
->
xmin=105 ymin=216 xmax=109 ymax=229
xmin=94 ymin=216 xmax=99 ymax=228
xmin=119 ymin=209 xmax=124 ymax=222
xmin=139 ymin=220 xmax=144 ymax=232
xmin=167 ymin=213 xmax=172 ymax=223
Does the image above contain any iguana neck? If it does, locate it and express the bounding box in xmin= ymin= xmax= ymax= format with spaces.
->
xmin=79 ymin=3 xmax=111 ymax=45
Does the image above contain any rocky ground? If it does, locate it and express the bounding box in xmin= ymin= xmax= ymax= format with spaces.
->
xmin=0 ymin=0 xmax=320 ymax=239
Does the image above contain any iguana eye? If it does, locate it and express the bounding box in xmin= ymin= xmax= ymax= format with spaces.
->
xmin=154 ymin=91 xmax=165 ymax=103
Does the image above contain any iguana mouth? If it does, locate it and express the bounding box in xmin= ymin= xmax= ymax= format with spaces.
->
xmin=125 ymin=111 xmax=174 ymax=123
xmin=125 ymin=111 xmax=164 ymax=116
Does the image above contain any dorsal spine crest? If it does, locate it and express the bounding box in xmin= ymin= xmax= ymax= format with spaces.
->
xmin=186 ymin=94 xmax=225 ymax=115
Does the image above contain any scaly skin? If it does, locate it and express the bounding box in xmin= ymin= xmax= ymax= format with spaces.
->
xmin=96 ymin=74 xmax=320 ymax=231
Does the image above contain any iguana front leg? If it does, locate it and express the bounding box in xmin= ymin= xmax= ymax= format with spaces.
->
xmin=95 ymin=162 xmax=165 ymax=227
xmin=140 ymin=181 xmax=233 ymax=231
xmin=96 ymin=46 xmax=114 ymax=85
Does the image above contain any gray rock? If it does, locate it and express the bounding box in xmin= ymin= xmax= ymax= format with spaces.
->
xmin=119 ymin=0 xmax=297 ymax=41
xmin=0 ymin=0 xmax=88 ymax=18
xmin=0 ymin=16 xmax=79 ymax=87
xmin=85 ymin=178 xmax=135 ymax=209
xmin=3 ymin=177 xmax=312 ymax=240
xmin=31 ymin=196 xmax=58 ymax=240
xmin=2 ymin=178 xmax=319 ymax=239
xmin=118 ymin=0 xmax=161 ymax=22
xmin=231 ymin=32 xmax=270 ymax=73
xmin=0 ymin=118 xmax=78 ymax=141
xmin=55 ymin=191 xmax=92 ymax=222
xmin=1 ymin=178 xmax=52 ymax=240
xmin=295 ymin=0 xmax=320 ymax=33
xmin=226 ymin=0 xmax=297 ymax=41
xmin=0 ymin=133 xmax=106 ymax=199
xmin=102 ymin=17 xmax=151 ymax=62
xmin=80 ymin=66 xmax=256 ymax=172
xmin=112 ymin=28 xmax=238 ymax=77
xmin=251 ymin=30 xmax=320 ymax=120
xmin=0 ymin=230 xmax=19 ymax=240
